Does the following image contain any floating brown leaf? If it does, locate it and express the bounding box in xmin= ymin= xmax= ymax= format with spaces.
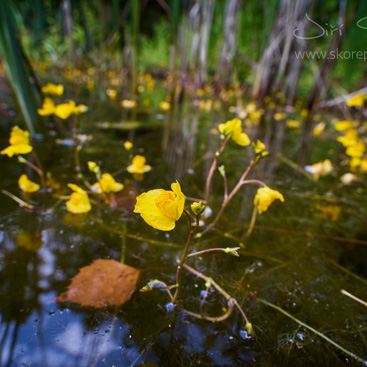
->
xmin=57 ymin=259 xmax=140 ymax=308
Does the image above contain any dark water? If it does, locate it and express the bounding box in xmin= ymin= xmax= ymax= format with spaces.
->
xmin=0 ymin=94 xmax=367 ymax=366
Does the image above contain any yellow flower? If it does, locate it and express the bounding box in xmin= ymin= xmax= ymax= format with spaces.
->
xmin=127 ymin=155 xmax=151 ymax=174
xmin=66 ymin=184 xmax=91 ymax=214
xmin=252 ymin=140 xmax=266 ymax=154
xmin=218 ymin=118 xmax=250 ymax=146
xmin=287 ymin=119 xmax=301 ymax=128
xmin=106 ymin=88 xmax=118 ymax=99
xmin=254 ymin=187 xmax=284 ymax=214
xmin=41 ymin=83 xmax=64 ymax=96
xmin=313 ymin=122 xmax=325 ymax=136
xmin=346 ymin=93 xmax=364 ymax=107
xmin=305 ymin=159 xmax=333 ymax=180
xmin=91 ymin=173 xmax=124 ymax=193
xmin=274 ymin=112 xmax=287 ymax=121
xmin=340 ymin=173 xmax=357 ymax=185
xmin=346 ymin=140 xmax=365 ymax=158
xmin=159 ymin=101 xmax=171 ymax=110
xmin=334 ymin=120 xmax=353 ymax=132
xmin=337 ymin=129 xmax=358 ymax=147
xmin=18 ymin=174 xmax=40 ymax=193
xmin=134 ymin=181 xmax=185 ymax=231
xmin=1 ymin=126 xmax=33 ymax=157
xmin=124 ymin=141 xmax=133 ymax=151
xmin=37 ymin=98 xmax=55 ymax=116
xmin=314 ymin=205 xmax=341 ymax=221
xmin=54 ymin=100 xmax=76 ymax=119
xmin=121 ymin=99 xmax=137 ymax=109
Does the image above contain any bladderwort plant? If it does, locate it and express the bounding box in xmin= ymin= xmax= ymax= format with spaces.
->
xmin=134 ymin=117 xmax=285 ymax=335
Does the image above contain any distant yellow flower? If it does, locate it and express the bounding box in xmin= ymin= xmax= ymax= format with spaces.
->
xmin=313 ymin=122 xmax=325 ymax=136
xmin=274 ymin=112 xmax=287 ymax=121
xmin=91 ymin=173 xmax=124 ymax=193
xmin=305 ymin=159 xmax=333 ymax=180
xmin=314 ymin=205 xmax=341 ymax=221
xmin=37 ymin=98 xmax=55 ymax=116
xmin=74 ymin=104 xmax=88 ymax=114
xmin=334 ymin=120 xmax=353 ymax=132
xmin=1 ymin=126 xmax=33 ymax=157
xmin=127 ymin=155 xmax=151 ymax=174
xmin=218 ymin=118 xmax=250 ymax=146
xmin=134 ymin=181 xmax=185 ymax=231
xmin=254 ymin=187 xmax=284 ymax=214
xmin=66 ymin=184 xmax=91 ymax=214
xmin=287 ymin=119 xmax=301 ymax=128
xmin=41 ymin=83 xmax=64 ymax=96
xmin=18 ymin=174 xmax=40 ymax=193
xmin=301 ymin=109 xmax=308 ymax=118
xmin=159 ymin=101 xmax=171 ymax=110
xmin=124 ymin=141 xmax=133 ymax=151
xmin=346 ymin=93 xmax=364 ymax=107
xmin=337 ymin=129 xmax=358 ymax=147
xmin=121 ymin=99 xmax=137 ymax=109
xmin=106 ymin=88 xmax=118 ymax=99
xmin=54 ymin=100 xmax=76 ymax=119
xmin=252 ymin=140 xmax=266 ymax=154
xmin=346 ymin=140 xmax=365 ymax=158
xmin=340 ymin=173 xmax=357 ymax=185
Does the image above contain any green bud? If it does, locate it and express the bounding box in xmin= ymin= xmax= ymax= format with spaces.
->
xmin=205 ymin=278 xmax=212 ymax=289
xmin=245 ymin=322 xmax=254 ymax=336
xmin=140 ymin=285 xmax=152 ymax=292
xmin=223 ymin=247 xmax=241 ymax=256
xmin=218 ymin=165 xmax=226 ymax=177
xmin=191 ymin=201 xmax=205 ymax=216
xmin=17 ymin=156 xmax=26 ymax=163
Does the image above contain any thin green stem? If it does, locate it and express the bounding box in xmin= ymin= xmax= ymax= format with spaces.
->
xmin=32 ymin=150 xmax=46 ymax=189
xmin=172 ymin=210 xmax=198 ymax=304
xmin=186 ymin=247 xmax=240 ymax=258
xmin=1 ymin=189 xmax=35 ymax=209
xmin=244 ymin=205 xmax=258 ymax=240
xmin=204 ymin=136 xmax=230 ymax=204
xmin=257 ymin=297 xmax=367 ymax=365
xmin=201 ymin=158 xmax=258 ymax=235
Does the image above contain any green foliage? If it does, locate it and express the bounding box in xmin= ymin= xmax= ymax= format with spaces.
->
xmin=0 ymin=1 xmax=42 ymax=133
xmin=139 ymin=21 xmax=170 ymax=71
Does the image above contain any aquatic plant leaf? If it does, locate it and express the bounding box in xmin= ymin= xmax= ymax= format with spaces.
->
xmin=57 ymin=259 xmax=140 ymax=308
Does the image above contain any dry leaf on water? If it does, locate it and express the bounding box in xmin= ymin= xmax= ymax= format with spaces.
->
xmin=57 ymin=259 xmax=140 ymax=308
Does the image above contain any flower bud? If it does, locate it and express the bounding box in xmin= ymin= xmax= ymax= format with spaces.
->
xmin=191 ymin=201 xmax=205 ymax=216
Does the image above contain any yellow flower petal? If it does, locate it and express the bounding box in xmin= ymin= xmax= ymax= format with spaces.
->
xmin=254 ymin=187 xmax=284 ymax=214
xmin=134 ymin=189 xmax=176 ymax=231
xmin=66 ymin=192 xmax=91 ymax=213
xmin=18 ymin=174 xmax=40 ymax=193
xmin=37 ymin=98 xmax=55 ymax=116
xmin=54 ymin=101 xmax=76 ymax=119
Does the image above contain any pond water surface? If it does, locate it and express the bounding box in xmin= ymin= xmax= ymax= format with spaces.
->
xmin=0 ymin=91 xmax=367 ymax=366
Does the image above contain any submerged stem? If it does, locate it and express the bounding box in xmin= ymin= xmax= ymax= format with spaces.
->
xmin=257 ymin=297 xmax=367 ymax=365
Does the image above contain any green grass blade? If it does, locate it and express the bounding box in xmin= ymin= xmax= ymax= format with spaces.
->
xmin=0 ymin=1 xmax=42 ymax=134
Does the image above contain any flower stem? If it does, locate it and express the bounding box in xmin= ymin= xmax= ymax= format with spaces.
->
xmin=172 ymin=210 xmax=198 ymax=304
xmin=1 ymin=190 xmax=35 ymax=209
xmin=244 ymin=205 xmax=258 ymax=240
xmin=201 ymin=158 xmax=258 ymax=235
xmin=31 ymin=151 xmax=46 ymax=190
xmin=186 ymin=247 xmax=240 ymax=258
xmin=204 ymin=136 xmax=230 ymax=204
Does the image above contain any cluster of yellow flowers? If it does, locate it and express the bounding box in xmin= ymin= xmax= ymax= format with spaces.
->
xmin=334 ymin=120 xmax=367 ymax=173
xmin=38 ymin=98 xmax=88 ymax=120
